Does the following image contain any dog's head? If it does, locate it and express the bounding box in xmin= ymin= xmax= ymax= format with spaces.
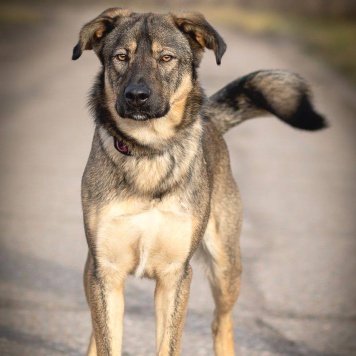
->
xmin=72 ymin=8 xmax=226 ymax=142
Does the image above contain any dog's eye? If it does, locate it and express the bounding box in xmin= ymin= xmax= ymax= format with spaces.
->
xmin=160 ymin=55 xmax=173 ymax=63
xmin=116 ymin=54 xmax=128 ymax=61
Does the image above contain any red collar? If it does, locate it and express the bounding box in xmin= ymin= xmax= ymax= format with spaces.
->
xmin=114 ymin=138 xmax=131 ymax=156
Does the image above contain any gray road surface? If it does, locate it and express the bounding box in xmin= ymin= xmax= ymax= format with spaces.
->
xmin=0 ymin=5 xmax=355 ymax=356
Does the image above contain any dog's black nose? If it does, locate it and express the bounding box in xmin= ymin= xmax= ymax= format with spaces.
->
xmin=124 ymin=85 xmax=151 ymax=107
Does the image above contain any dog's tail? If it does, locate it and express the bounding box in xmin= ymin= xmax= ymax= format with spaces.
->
xmin=207 ymin=70 xmax=327 ymax=134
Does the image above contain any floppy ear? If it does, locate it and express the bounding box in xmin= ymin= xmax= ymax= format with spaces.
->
xmin=72 ymin=7 xmax=132 ymax=60
xmin=172 ymin=11 xmax=227 ymax=65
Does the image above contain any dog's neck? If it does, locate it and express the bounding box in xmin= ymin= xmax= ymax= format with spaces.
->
xmin=97 ymin=117 xmax=203 ymax=162
xmin=97 ymin=120 xmax=204 ymax=198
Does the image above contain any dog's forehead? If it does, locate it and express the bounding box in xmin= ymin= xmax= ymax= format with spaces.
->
xmin=107 ymin=13 xmax=190 ymax=53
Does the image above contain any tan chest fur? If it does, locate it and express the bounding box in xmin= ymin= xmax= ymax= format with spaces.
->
xmin=92 ymin=196 xmax=193 ymax=281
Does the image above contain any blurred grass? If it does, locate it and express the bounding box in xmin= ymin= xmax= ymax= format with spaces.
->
xmin=203 ymin=6 xmax=356 ymax=83
xmin=0 ymin=4 xmax=43 ymax=25
xmin=0 ymin=1 xmax=355 ymax=83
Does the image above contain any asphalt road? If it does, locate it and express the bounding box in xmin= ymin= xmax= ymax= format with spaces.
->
xmin=0 ymin=5 xmax=355 ymax=356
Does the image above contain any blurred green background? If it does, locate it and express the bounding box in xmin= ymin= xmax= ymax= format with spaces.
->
xmin=1 ymin=0 xmax=355 ymax=83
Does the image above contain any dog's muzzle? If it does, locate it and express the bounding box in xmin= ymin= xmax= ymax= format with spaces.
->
xmin=115 ymin=84 xmax=152 ymax=121
xmin=124 ymin=85 xmax=151 ymax=108
xmin=116 ymin=84 xmax=170 ymax=121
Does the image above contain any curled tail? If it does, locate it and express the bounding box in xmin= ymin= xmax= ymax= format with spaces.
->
xmin=208 ymin=70 xmax=327 ymax=134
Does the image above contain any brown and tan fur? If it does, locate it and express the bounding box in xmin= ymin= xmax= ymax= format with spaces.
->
xmin=72 ymin=8 xmax=326 ymax=356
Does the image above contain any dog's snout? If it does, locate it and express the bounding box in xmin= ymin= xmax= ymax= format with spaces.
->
xmin=124 ymin=85 xmax=151 ymax=107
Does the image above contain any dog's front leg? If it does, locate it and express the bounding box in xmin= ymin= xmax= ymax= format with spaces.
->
xmin=85 ymin=254 xmax=125 ymax=356
xmin=154 ymin=264 xmax=193 ymax=356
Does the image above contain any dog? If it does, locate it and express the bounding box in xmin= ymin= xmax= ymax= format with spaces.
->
xmin=72 ymin=8 xmax=326 ymax=355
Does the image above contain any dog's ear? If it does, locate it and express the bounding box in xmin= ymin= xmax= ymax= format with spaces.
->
xmin=72 ymin=7 xmax=132 ymax=60
xmin=172 ymin=11 xmax=226 ymax=65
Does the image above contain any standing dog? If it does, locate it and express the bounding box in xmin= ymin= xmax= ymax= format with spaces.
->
xmin=72 ymin=8 xmax=326 ymax=355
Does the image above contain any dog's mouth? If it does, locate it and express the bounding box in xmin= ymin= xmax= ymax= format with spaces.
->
xmin=116 ymin=103 xmax=170 ymax=121
xmin=125 ymin=111 xmax=151 ymax=121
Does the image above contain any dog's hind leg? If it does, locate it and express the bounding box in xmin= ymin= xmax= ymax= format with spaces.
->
xmin=84 ymin=251 xmax=125 ymax=356
xmin=154 ymin=264 xmax=193 ymax=356
xmin=84 ymin=254 xmax=97 ymax=355
xmin=86 ymin=332 xmax=97 ymax=356
xmin=200 ymin=197 xmax=242 ymax=356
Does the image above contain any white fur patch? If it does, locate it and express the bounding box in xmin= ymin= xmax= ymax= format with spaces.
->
xmin=95 ymin=197 xmax=193 ymax=279
xmin=134 ymin=207 xmax=160 ymax=278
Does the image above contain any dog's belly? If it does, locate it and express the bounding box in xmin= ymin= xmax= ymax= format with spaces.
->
xmin=95 ymin=198 xmax=193 ymax=280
